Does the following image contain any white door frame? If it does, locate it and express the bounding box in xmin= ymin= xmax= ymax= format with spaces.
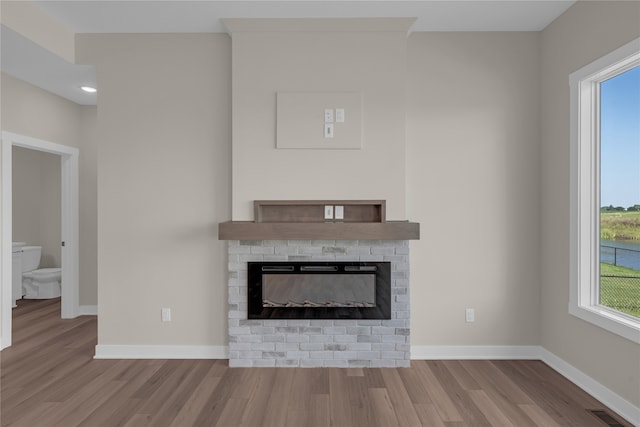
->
xmin=1 ymin=131 xmax=79 ymax=349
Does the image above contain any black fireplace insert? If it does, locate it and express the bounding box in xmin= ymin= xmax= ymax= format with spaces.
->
xmin=247 ymin=261 xmax=391 ymax=319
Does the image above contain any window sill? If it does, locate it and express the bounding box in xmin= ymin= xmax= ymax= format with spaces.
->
xmin=569 ymin=303 xmax=640 ymax=344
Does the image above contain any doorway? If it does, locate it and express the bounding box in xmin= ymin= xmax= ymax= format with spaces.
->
xmin=1 ymin=131 xmax=79 ymax=349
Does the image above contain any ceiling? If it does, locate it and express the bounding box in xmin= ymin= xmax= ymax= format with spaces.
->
xmin=33 ymin=1 xmax=576 ymax=33
xmin=1 ymin=25 xmax=97 ymax=105
xmin=2 ymin=1 xmax=576 ymax=106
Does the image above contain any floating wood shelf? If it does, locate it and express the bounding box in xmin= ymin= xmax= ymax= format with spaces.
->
xmin=254 ymin=200 xmax=385 ymax=223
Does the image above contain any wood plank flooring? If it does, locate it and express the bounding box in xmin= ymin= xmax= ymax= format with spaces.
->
xmin=1 ymin=298 xmax=632 ymax=426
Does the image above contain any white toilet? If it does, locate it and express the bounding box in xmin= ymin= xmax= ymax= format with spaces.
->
xmin=12 ymin=242 xmax=26 ymax=306
xmin=21 ymin=246 xmax=62 ymax=299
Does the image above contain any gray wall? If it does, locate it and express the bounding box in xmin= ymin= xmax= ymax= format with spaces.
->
xmin=77 ymin=33 xmax=232 ymax=346
xmin=12 ymin=145 xmax=61 ymax=268
xmin=229 ymin=20 xmax=409 ymax=220
xmin=79 ymin=28 xmax=542 ymax=352
xmin=407 ymin=32 xmax=541 ymax=347
xmin=540 ymin=0 xmax=640 ymax=407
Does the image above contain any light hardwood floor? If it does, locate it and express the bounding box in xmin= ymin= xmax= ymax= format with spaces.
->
xmin=1 ymin=298 xmax=631 ymax=426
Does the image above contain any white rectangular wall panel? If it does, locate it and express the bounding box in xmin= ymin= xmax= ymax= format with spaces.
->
xmin=277 ymin=92 xmax=362 ymax=149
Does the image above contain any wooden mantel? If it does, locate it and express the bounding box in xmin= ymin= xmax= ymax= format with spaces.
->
xmin=218 ymin=221 xmax=419 ymax=241
xmin=218 ymin=200 xmax=419 ymax=241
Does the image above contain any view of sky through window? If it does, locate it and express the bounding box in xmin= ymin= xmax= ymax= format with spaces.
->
xmin=600 ymin=66 xmax=640 ymax=209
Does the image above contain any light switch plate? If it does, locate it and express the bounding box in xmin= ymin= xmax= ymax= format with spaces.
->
xmin=465 ymin=308 xmax=475 ymax=323
xmin=336 ymin=108 xmax=345 ymax=123
xmin=324 ymin=205 xmax=334 ymax=220
xmin=324 ymin=108 xmax=334 ymax=123
xmin=334 ymin=205 xmax=344 ymax=220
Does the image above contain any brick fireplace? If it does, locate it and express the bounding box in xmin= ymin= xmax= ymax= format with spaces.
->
xmin=219 ymin=200 xmax=419 ymax=367
xmin=227 ymin=239 xmax=410 ymax=367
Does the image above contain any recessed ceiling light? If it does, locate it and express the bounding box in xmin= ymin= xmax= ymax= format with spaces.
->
xmin=80 ymin=86 xmax=97 ymax=93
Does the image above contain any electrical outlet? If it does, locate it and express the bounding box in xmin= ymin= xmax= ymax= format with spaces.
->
xmin=161 ymin=307 xmax=171 ymax=322
xmin=465 ymin=308 xmax=475 ymax=323
xmin=324 ymin=205 xmax=334 ymax=220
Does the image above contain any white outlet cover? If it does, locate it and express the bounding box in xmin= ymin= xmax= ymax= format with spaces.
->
xmin=334 ymin=205 xmax=344 ymax=220
xmin=324 ymin=123 xmax=334 ymax=138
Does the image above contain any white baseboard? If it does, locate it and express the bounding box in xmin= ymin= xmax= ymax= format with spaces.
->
xmin=411 ymin=345 xmax=638 ymax=426
xmin=78 ymin=305 xmax=97 ymax=316
xmin=410 ymin=345 xmax=541 ymax=360
xmin=94 ymin=345 xmax=228 ymax=360
xmin=538 ymin=348 xmax=639 ymax=426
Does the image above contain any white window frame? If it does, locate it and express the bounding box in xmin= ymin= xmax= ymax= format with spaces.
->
xmin=569 ymin=37 xmax=640 ymax=344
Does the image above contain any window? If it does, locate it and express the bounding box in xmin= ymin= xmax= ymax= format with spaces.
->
xmin=600 ymin=66 xmax=640 ymax=318
xmin=569 ymin=38 xmax=640 ymax=343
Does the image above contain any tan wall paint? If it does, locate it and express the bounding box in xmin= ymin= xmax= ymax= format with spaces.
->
xmin=407 ymin=32 xmax=541 ymax=346
xmin=230 ymin=25 xmax=408 ymax=220
xmin=1 ymin=73 xmax=98 ymax=307
xmin=0 ymin=0 xmax=75 ymax=63
xmin=77 ymin=34 xmax=232 ymax=345
xmin=79 ymin=106 xmax=98 ymax=306
xmin=80 ymin=29 xmax=543 ymax=350
xmin=12 ymin=146 xmax=61 ymax=268
xmin=10 ymin=148 xmax=46 ymax=254
xmin=540 ymin=1 xmax=640 ymax=406
xmin=1 ymin=73 xmax=81 ymax=147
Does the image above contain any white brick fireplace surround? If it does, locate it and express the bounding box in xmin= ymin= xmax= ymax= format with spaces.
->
xmin=227 ymin=239 xmax=410 ymax=367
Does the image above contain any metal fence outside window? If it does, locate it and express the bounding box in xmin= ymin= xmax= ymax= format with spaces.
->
xmin=600 ymin=245 xmax=640 ymax=318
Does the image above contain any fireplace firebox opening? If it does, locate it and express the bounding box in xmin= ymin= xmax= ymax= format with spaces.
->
xmin=248 ymin=262 xmax=391 ymax=319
